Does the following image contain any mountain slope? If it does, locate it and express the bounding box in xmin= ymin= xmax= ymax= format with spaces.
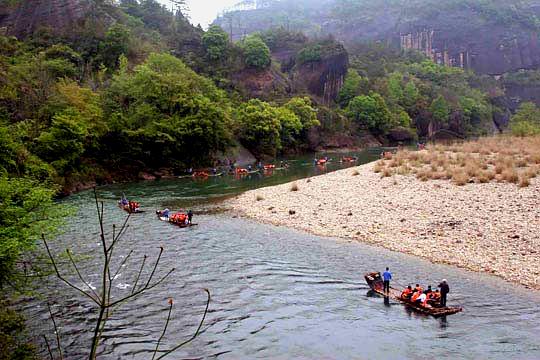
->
xmin=216 ymin=0 xmax=540 ymax=75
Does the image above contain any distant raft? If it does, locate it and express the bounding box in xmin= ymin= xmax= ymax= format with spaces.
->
xmin=118 ymin=200 xmax=144 ymax=214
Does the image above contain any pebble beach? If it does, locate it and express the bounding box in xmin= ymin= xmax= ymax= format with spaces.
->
xmin=227 ymin=162 xmax=540 ymax=290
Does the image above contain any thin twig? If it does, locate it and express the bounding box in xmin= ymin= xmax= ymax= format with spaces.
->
xmin=66 ymin=249 xmax=100 ymax=302
xmin=43 ymin=335 xmax=54 ymax=360
xmin=47 ymin=302 xmax=63 ymax=360
xmin=42 ymin=235 xmax=100 ymax=306
xmin=107 ymin=269 xmax=175 ymax=308
xmin=156 ymin=289 xmax=211 ymax=360
xmin=152 ymin=299 xmax=174 ymax=360
xmin=111 ymin=250 xmax=134 ymax=280
xmin=131 ymin=255 xmax=147 ymax=295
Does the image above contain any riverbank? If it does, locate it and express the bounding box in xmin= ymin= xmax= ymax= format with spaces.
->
xmin=227 ymin=162 xmax=540 ymax=290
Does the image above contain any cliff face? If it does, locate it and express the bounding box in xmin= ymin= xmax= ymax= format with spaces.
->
xmin=0 ymin=0 xmax=89 ymax=38
xmin=233 ymin=38 xmax=349 ymax=105
xmin=398 ymin=23 xmax=540 ymax=76
xmin=217 ymin=0 xmax=540 ymax=76
xmin=292 ymin=52 xmax=348 ymax=105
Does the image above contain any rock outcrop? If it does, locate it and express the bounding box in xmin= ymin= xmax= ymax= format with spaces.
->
xmin=292 ymin=51 xmax=348 ymax=105
xmin=0 ymin=0 xmax=89 ymax=38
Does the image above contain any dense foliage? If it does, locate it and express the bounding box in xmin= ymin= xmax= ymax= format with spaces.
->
xmin=240 ymin=34 xmax=272 ymax=69
xmin=338 ymin=43 xmax=498 ymax=138
xmin=510 ymin=102 xmax=540 ymax=136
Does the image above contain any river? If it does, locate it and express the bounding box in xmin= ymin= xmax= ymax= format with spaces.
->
xmin=21 ymin=149 xmax=540 ymax=359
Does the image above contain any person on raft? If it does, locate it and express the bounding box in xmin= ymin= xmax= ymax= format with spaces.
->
xmin=159 ymin=208 xmax=170 ymax=218
xmin=382 ymin=267 xmax=392 ymax=293
xmin=401 ymin=285 xmax=413 ymax=300
xmin=187 ymin=210 xmax=193 ymax=224
xmin=438 ymin=279 xmax=450 ymax=306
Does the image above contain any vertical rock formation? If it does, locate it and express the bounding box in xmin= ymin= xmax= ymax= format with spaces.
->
xmin=293 ymin=45 xmax=348 ymax=105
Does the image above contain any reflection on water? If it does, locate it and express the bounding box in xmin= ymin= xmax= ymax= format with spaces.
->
xmin=20 ymin=149 xmax=540 ymax=359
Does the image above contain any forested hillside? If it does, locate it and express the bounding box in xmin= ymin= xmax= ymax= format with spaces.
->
xmin=216 ymin=0 xmax=540 ymax=114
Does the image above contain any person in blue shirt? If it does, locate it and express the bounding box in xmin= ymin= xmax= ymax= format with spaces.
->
xmin=382 ymin=267 xmax=392 ymax=293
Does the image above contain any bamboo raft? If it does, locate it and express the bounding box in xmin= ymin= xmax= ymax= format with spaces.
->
xmin=365 ymin=272 xmax=462 ymax=318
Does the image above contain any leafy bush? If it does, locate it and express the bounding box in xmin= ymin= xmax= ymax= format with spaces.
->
xmin=241 ymin=35 xmax=271 ymax=69
xmin=104 ymin=53 xmax=234 ymax=167
xmin=346 ymin=93 xmax=394 ymax=134
xmin=510 ymin=102 xmax=540 ymax=137
xmin=202 ymin=25 xmax=230 ymax=61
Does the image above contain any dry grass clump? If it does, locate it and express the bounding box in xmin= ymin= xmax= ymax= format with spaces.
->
xmin=452 ymin=170 xmax=469 ymax=186
xmin=501 ymin=168 xmax=519 ymax=184
xmin=519 ymin=176 xmax=531 ymax=188
xmin=374 ymin=135 xmax=540 ymax=187
xmin=381 ymin=168 xmax=393 ymax=178
xmin=352 ymin=170 xmax=360 ymax=176
xmin=256 ymin=195 xmax=264 ymax=201
xmin=290 ymin=183 xmax=299 ymax=192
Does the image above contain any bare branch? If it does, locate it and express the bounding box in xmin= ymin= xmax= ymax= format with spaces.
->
xmin=107 ymin=268 xmax=175 ymax=308
xmin=111 ymin=250 xmax=134 ymax=281
xmin=152 ymin=299 xmax=174 ymax=360
xmin=131 ymin=255 xmax=147 ymax=295
xmin=43 ymin=335 xmax=54 ymax=360
xmin=66 ymin=249 xmax=100 ymax=301
xmin=47 ymin=302 xmax=63 ymax=360
xmin=155 ymin=289 xmax=211 ymax=360
xmin=42 ymin=235 xmax=100 ymax=306
xmin=107 ymin=215 xmax=131 ymax=253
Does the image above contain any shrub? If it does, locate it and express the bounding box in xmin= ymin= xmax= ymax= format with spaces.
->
xmin=290 ymin=183 xmax=299 ymax=191
xmin=452 ymin=170 xmax=469 ymax=186
xmin=519 ymin=176 xmax=531 ymax=188
xmin=501 ymin=169 xmax=519 ymax=183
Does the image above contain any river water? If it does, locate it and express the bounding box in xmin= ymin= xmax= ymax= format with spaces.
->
xmin=21 ymin=150 xmax=540 ymax=359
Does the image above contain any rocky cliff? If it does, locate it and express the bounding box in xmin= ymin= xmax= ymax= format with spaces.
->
xmin=232 ymin=37 xmax=349 ymax=105
xmin=0 ymin=0 xmax=89 ymax=37
xmin=216 ymin=0 xmax=540 ymax=76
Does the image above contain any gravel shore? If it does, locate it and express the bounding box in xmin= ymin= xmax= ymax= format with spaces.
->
xmin=227 ymin=163 xmax=540 ymax=290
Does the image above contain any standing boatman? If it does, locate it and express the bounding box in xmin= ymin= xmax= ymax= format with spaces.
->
xmin=438 ymin=279 xmax=450 ymax=307
xmin=187 ymin=210 xmax=194 ymax=225
xmin=382 ymin=267 xmax=392 ymax=293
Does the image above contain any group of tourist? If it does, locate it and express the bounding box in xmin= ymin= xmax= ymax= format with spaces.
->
xmin=119 ymin=196 xmax=141 ymax=213
xmin=382 ymin=267 xmax=451 ymax=308
xmin=158 ymin=208 xmax=194 ymax=225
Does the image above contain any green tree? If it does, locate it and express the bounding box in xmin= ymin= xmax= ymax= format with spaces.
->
xmin=276 ymin=106 xmax=302 ymax=149
xmin=237 ymin=99 xmax=282 ymax=157
xmin=387 ymin=72 xmax=404 ymax=104
xmin=429 ymin=95 xmax=451 ymax=126
xmin=402 ymin=81 xmax=420 ymax=109
xmin=98 ymin=24 xmax=131 ymax=70
xmin=0 ymin=177 xmax=59 ymax=289
xmin=510 ymin=102 xmax=540 ymax=136
xmin=34 ymin=109 xmax=89 ymax=175
xmin=202 ymin=25 xmax=230 ymax=61
xmin=104 ymin=53 xmax=233 ymax=167
xmin=346 ymin=93 xmax=393 ymax=134
xmin=284 ymin=97 xmax=319 ymax=129
xmin=241 ymin=35 xmax=271 ymax=69
xmin=338 ymin=71 xmax=363 ymax=108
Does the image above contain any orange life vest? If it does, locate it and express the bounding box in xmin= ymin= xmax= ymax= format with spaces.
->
xmin=411 ymin=292 xmax=421 ymax=302
xmin=401 ymin=288 xmax=412 ymax=299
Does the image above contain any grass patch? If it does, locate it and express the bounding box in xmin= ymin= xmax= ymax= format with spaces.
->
xmin=373 ymin=135 xmax=540 ymax=187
